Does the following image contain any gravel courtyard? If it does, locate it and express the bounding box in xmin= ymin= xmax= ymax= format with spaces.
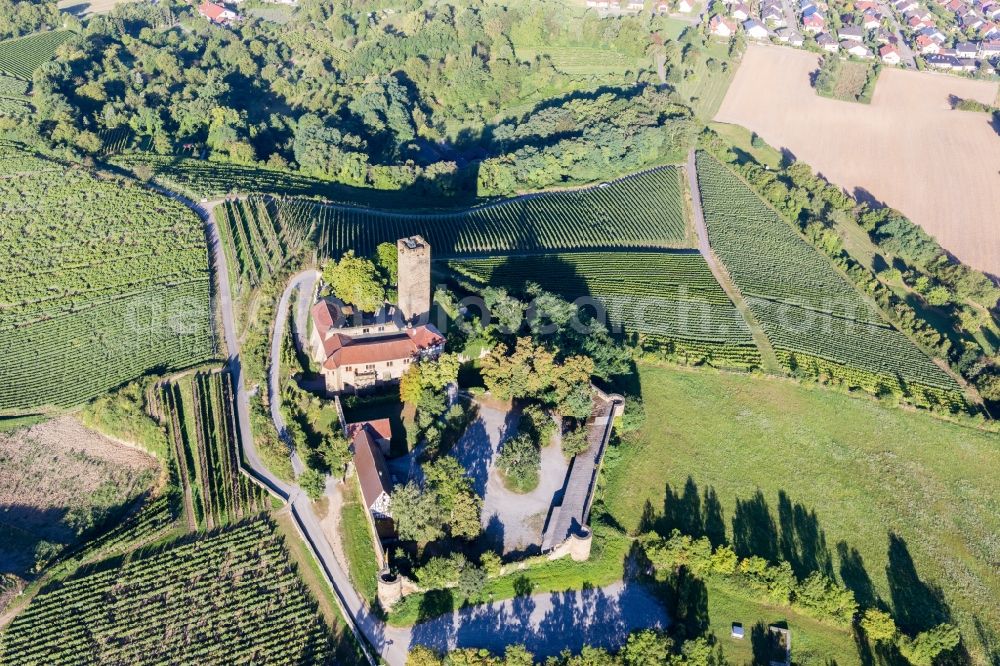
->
xmin=451 ymin=403 xmax=569 ymax=555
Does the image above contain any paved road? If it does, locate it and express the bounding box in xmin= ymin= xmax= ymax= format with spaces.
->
xmin=876 ymin=0 xmax=917 ymax=68
xmin=685 ymin=151 xmax=781 ymax=372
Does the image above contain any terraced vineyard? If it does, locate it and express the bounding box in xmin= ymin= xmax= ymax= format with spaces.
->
xmin=215 ymin=196 xmax=313 ymax=296
xmin=0 ymin=30 xmax=74 ymax=80
xmin=0 ymin=517 xmax=336 ymax=665
xmin=0 ymin=146 xmax=215 ymax=413
xmin=696 ymin=151 xmax=961 ymax=406
xmin=308 ymin=166 xmax=689 ymax=258
xmin=449 ymin=252 xmax=761 ymax=368
xmin=157 ymin=371 xmax=267 ymax=530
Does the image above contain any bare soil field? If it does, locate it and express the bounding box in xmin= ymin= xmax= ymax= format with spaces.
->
xmin=715 ymin=44 xmax=1000 ymax=278
xmin=0 ymin=416 xmax=156 ymax=581
xmin=57 ymin=0 xmax=132 ymax=16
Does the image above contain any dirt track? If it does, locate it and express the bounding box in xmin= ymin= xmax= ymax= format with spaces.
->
xmin=715 ymin=44 xmax=1000 ymax=278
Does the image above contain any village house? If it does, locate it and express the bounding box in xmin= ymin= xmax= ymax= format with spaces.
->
xmin=840 ymin=25 xmax=865 ymax=40
xmin=778 ymin=27 xmax=806 ymax=43
xmin=744 ymin=18 xmax=771 ymax=38
xmin=880 ymin=43 xmax=903 ymax=62
xmin=926 ymin=52 xmax=962 ymax=67
xmin=956 ymin=41 xmax=980 ymax=57
xmin=980 ymin=39 xmax=1000 ymax=56
xmin=731 ymin=2 xmax=751 ymax=19
xmin=710 ymin=15 xmax=739 ymax=36
xmin=803 ymin=11 xmax=826 ymax=32
xmin=843 ymin=41 xmax=873 ymax=56
xmin=676 ymin=0 xmax=694 ymax=13
xmin=862 ymin=11 xmax=882 ymax=29
xmin=762 ymin=2 xmax=786 ymax=24
xmin=817 ymin=31 xmax=840 ymax=50
xmin=197 ymin=1 xmax=238 ymax=24
xmin=916 ymin=34 xmax=940 ymax=52
xmin=626 ymin=0 xmax=645 ymax=11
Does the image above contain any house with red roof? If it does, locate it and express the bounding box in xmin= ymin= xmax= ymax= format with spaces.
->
xmin=309 ymin=297 xmax=446 ymax=394
xmin=198 ymin=1 xmax=238 ymax=25
xmin=880 ymin=43 xmax=902 ymax=63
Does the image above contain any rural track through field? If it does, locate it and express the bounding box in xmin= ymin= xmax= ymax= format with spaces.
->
xmin=685 ymin=150 xmax=782 ymax=373
xmin=152 ymin=179 xmax=671 ymax=665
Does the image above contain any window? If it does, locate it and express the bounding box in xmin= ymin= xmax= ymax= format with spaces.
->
xmin=366 ymin=364 xmax=375 ymax=370
xmin=386 ymin=361 xmax=393 ymax=367
xmin=362 ymin=327 xmax=370 ymax=333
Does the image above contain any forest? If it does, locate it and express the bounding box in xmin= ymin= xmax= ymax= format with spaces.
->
xmin=26 ymin=0 xmax=701 ymax=195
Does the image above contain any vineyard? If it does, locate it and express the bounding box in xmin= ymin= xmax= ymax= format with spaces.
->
xmin=0 ymin=97 xmax=31 ymax=119
xmin=0 ymin=31 xmax=74 ymax=80
xmin=0 ymin=517 xmax=338 ymax=665
xmin=309 ymin=166 xmax=690 ymax=258
xmin=696 ymin=151 xmax=961 ymax=403
xmin=156 ymin=371 xmax=267 ymax=530
xmin=0 ymin=74 xmax=28 ymax=97
xmin=448 ymin=252 xmax=761 ymax=368
xmin=215 ymin=196 xmax=313 ymax=297
xmin=0 ymin=146 xmax=215 ymax=413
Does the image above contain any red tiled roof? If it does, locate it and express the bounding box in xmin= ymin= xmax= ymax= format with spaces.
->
xmin=198 ymin=2 xmax=227 ymax=20
xmin=353 ymin=428 xmax=392 ymax=511
xmin=321 ymin=325 xmax=444 ymax=370
xmin=347 ymin=419 xmax=393 ymax=442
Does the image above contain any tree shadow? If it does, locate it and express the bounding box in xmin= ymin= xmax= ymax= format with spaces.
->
xmin=642 ymin=476 xmax=727 ymax=547
xmin=732 ymin=489 xmax=780 ymax=562
xmin=885 ymin=533 xmax=950 ymax=635
xmin=837 ymin=541 xmax=879 ymax=609
xmin=777 ymin=490 xmax=833 ymax=579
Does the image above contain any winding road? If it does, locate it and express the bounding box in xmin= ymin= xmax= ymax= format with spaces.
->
xmin=176 ymin=188 xmax=671 ymax=665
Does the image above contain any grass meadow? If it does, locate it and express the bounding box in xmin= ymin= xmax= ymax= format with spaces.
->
xmin=603 ymin=363 xmax=1000 ymax=663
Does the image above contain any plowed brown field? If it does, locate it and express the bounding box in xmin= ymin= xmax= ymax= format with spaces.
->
xmin=715 ymin=44 xmax=1000 ymax=278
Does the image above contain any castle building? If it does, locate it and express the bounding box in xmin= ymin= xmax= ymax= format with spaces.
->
xmin=396 ymin=236 xmax=431 ymax=323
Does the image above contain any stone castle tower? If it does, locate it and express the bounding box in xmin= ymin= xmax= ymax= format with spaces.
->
xmin=396 ymin=236 xmax=431 ymax=323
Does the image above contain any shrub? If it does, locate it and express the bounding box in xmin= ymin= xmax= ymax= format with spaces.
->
xmin=860 ymin=608 xmax=897 ymax=644
xmin=496 ymin=433 xmax=541 ymax=493
xmin=416 ymin=553 xmax=466 ymax=590
xmin=561 ymin=425 xmax=590 ymax=459
xmin=298 ymin=468 xmax=326 ymax=501
xmin=457 ymin=564 xmax=487 ymax=601
xmin=898 ymin=624 xmax=961 ymax=666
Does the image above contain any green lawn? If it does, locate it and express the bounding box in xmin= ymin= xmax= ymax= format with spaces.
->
xmin=603 ymin=363 xmax=1000 ymax=663
xmin=705 ymin=580 xmax=857 ymax=665
xmin=678 ymin=41 xmax=737 ymax=120
xmin=514 ymin=45 xmax=646 ymax=78
xmin=341 ymin=480 xmax=381 ymax=608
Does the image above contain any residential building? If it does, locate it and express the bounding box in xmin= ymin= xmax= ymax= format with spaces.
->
xmin=817 ymin=31 xmax=840 ymax=50
xmin=803 ymin=11 xmax=826 ymax=32
xmin=843 ymin=41 xmax=872 ymax=56
xmin=744 ymin=18 xmax=770 ymax=38
xmin=710 ymin=15 xmax=738 ymax=36
xmin=731 ymin=2 xmax=751 ymax=19
xmin=840 ymin=25 xmax=865 ymax=40
xmin=198 ymin=1 xmax=238 ymax=24
xmin=880 ymin=43 xmax=902 ymax=62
